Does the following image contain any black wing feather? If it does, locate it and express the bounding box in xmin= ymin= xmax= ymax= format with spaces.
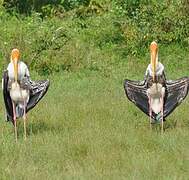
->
xmin=2 ymin=70 xmax=50 ymax=123
xmin=124 ymin=77 xmax=189 ymax=120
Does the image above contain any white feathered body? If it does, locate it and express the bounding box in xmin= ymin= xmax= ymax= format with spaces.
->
xmin=147 ymin=83 xmax=165 ymax=114
xmin=9 ymin=82 xmax=29 ymax=103
xmin=146 ymin=62 xmax=165 ymax=114
xmin=7 ymin=61 xmax=30 ymax=104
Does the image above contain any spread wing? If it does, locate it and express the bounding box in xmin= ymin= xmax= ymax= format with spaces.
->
xmin=2 ymin=70 xmax=13 ymax=122
xmin=164 ymin=77 xmax=189 ymax=117
xmin=124 ymin=77 xmax=189 ymax=120
xmin=26 ymin=79 xmax=50 ymax=112
xmin=124 ymin=79 xmax=154 ymax=118
xmin=2 ymin=70 xmax=50 ymax=123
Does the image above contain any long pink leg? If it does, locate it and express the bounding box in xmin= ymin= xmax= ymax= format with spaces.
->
xmin=12 ymin=101 xmax=17 ymax=142
xmin=23 ymin=101 xmax=27 ymax=140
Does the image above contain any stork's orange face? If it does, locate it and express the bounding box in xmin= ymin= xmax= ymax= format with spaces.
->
xmin=150 ymin=42 xmax=158 ymax=82
xmin=11 ymin=49 xmax=20 ymax=82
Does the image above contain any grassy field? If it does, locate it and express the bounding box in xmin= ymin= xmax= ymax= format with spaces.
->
xmin=0 ymin=45 xmax=189 ymax=179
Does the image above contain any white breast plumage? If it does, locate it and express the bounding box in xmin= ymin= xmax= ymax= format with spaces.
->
xmin=147 ymin=83 xmax=165 ymax=114
xmin=9 ymin=82 xmax=29 ymax=102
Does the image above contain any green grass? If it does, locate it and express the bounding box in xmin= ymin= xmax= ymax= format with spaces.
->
xmin=0 ymin=46 xmax=189 ymax=179
xmin=0 ymin=1 xmax=188 ymax=179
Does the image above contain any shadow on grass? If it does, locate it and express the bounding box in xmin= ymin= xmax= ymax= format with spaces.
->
xmin=13 ymin=120 xmax=63 ymax=137
xmin=150 ymin=119 xmax=179 ymax=133
xmin=164 ymin=120 xmax=178 ymax=130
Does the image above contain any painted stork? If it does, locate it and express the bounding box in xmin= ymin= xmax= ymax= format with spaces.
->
xmin=145 ymin=42 xmax=165 ymax=132
xmin=2 ymin=49 xmax=49 ymax=141
xmin=124 ymin=41 xmax=189 ymax=132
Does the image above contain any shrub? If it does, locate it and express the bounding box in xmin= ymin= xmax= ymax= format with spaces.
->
xmin=0 ymin=1 xmax=188 ymax=75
